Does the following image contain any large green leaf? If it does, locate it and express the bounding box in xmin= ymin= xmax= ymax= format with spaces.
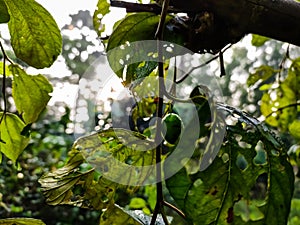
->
xmin=0 ymin=112 xmax=30 ymax=163
xmin=0 ymin=218 xmax=45 ymax=225
xmin=166 ymin=105 xmax=294 ymax=225
xmin=93 ymin=0 xmax=110 ymax=36
xmin=5 ymin=0 xmax=62 ymax=68
xmin=10 ymin=65 xmax=53 ymax=124
xmin=0 ymin=0 xmax=9 ymax=23
xmin=107 ymin=13 xmax=161 ymax=52
xmin=106 ymin=13 xmax=187 ymax=85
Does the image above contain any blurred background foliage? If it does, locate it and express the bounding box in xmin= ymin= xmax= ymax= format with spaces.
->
xmin=0 ymin=6 xmax=300 ymax=225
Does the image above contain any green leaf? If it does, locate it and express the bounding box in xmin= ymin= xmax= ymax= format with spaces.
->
xmin=251 ymin=34 xmax=270 ymax=47
xmin=285 ymin=57 xmax=300 ymax=94
xmin=5 ymin=0 xmax=62 ymax=68
xmin=289 ymin=120 xmax=300 ymax=140
xmin=0 ymin=112 xmax=30 ymax=163
xmin=93 ymin=0 xmax=110 ymax=36
xmin=247 ymin=65 xmax=275 ymax=87
xmin=189 ymin=85 xmax=226 ymax=171
xmin=166 ymin=105 xmax=294 ymax=225
xmin=129 ymin=197 xmax=147 ymax=209
xmin=100 ymin=204 xmax=171 ymax=225
xmin=260 ymin=84 xmax=297 ymax=130
xmin=100 ymin=205 xmax=143 ymax=225
xmin=74 ymin=128 xmax=156 ymax=187
xmin=0 ymin=218 xmax=45 ymax=225
xmin=10 ymin=65 xmax=53 ymax=124
xmin=0 ymin=0 xmax=9 ymax=23
xmin=106 ymin=13 xmax=185 ymax=85
xmin=107 ymin=13 xmax=161 ymax=52
xmin=0 ymin=61 xmax=12 ymax=76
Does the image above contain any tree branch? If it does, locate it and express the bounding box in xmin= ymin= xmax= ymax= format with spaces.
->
xmin=111 ymin=0 xmax=300 ymax=49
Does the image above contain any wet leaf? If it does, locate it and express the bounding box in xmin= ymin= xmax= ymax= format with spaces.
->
xmin=10 ymin=65 xmax=53 ymax=124
xmin=5 ymin=0 xmax=62 ymax=68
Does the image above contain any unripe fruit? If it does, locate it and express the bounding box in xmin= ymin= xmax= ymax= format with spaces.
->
xmin=162 ymin=113 xmax=182 ymax=144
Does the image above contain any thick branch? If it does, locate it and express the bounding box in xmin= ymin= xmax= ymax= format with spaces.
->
xmin=168 ymin=0 xmax=300 ymax=47
xmin=111 ymin=0 xmax=300 ymax=50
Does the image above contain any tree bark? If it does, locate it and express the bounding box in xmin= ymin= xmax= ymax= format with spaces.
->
xmin=111 ymin=0 xmax=300 ymax=52
xmin=169 ymin=0 xmax=300 ymax=48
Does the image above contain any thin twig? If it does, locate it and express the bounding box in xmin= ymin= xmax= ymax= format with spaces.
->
xmin=176 ymin=44 xmax=232 ymax=84
xmin=110 ymin=0 xmax=181 ymax=13
xmin=265 ymin=102 xmax=300 ymax=119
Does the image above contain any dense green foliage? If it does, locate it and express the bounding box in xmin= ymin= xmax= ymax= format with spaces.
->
xmin=0 ymin=0 xmax=300 ymax=225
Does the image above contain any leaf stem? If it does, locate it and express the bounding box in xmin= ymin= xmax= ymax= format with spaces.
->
xmin=162 ymin=200 xmax=185 ymax=219
xmin=176 ymin=44 xmax=232 ymax=84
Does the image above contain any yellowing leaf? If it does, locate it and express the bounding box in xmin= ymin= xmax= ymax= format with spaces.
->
xmin=5 ymin=0 xmax=62 ymax=68
xmin=0 ymin=218 xmax=45 ymax=225
xmin=0 ymin=112 xmax=30 ymax=163
xmin=10 ymin=65 xmax=53 ymax=124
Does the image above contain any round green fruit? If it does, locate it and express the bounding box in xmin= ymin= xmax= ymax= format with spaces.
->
xmin=162 ymin=113 xmax=182 ymax=144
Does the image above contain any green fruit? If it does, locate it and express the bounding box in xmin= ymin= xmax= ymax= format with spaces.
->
xmin=162 ymin=113 xmax=182 ymax=144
